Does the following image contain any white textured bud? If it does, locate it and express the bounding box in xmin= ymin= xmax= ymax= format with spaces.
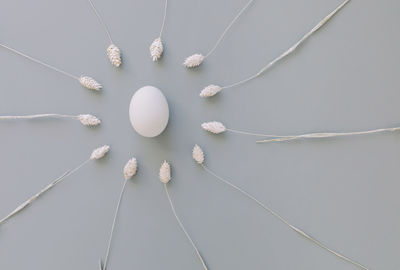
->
xmin=107 ymin=44 xmax=122 ymax=67
xmin=192 ymin=145 xmax=204 ymax=164
xmin=79 ymin=76 xmax=102 ymax=91
xmin=90 ymin=145 xmax=110 ymax=160
xmin=200 ymin=85 xmax=222 ymax=98
xmin=202 ymin=121 xmax=226 ymax=134
xmin=77 ymin=114 xmax=101 ymax=126
xmin=183 ymin=54 xmax=204 ymax=68
xmin=123 ymin=158 xmax=137 ymax=180
xmin=149 ymin=38 xmax=164 ymax=61
xmin=159 ymin=161 xmax=171 ymax=184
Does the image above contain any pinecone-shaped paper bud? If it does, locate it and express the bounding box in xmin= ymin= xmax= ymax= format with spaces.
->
xmin=79 ymin=76 xmax=102 ymax=91
xmin=192 ymin=145 xmax=204 ymax=164
xmin=78 ymin=114 xmax=101 ymax=126
xmin=200 ymin=85 xmax=222 ymax=98
xmin=149 ymin=37 xmax=164 ymax=62
xmin=107 ymin=44 xmax=122 ymax=67
xmin=201 ymin=121 xmax=226 ymax=134
xmin=123 ymin=158 xmax=137 ymax=180
xmin=183 ymin=54 xmax=204 ymax=68
xmin=159 ymin=161 xmax=171 ymax=184
xmin=90 ymin=145 xmax=110 ymax=160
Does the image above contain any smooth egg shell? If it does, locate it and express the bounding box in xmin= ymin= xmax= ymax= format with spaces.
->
xmin=129 ymin=85 xmax=169 ymax=137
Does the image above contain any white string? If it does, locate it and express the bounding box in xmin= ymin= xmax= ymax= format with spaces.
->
xmin=87 ymin=0 xmax=114 ymax=44
xmin=164 ymin=184 xmax=208 ymax=270
xmin=0 ymin=114 xmax=78 ymax=121
xmin=226 ymin=128 xmax=295 ymax=138
xmin=0 ymin=43 xmax=79 ymax=80
xmin=159 ymin=0 xmax=168 ymax=38
xmin=221 ymin=0 xmax=351 ymax=90
xmin=0 ymin=159 xmax=91 ymax=225
xmin=201 ymin=164 xmax=370 ymax=270
xmin=256 ymin=127 xmax=400 ymax=143
xmin=101 ymin=179 xmax=128 ymax=270
xmin=204 ymin=0 xmax=254 ymax=58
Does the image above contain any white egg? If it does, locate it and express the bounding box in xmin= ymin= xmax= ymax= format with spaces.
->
xmin=129 ymin=85 xmax=169 ymax=137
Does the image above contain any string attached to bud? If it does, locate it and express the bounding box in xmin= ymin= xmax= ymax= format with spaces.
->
xmin=160 ymin=161 xmax=209 ymax=270
xmin=0 ymin=145 xmax=110 ymax=226
xmin=87 ymin=0 xmax=122 ymax=67
xmin=149 ymin=0 xmax=168 ymax=61
xmin=0 ymin=43 xmax=102 ymax=91
xmin=192 ymin=144 xmax=370 ymax=270
xmin=183 ymin=0 xmax=254 ymax=68
xmin=199 ymin=0 xmax=351 ymax=97
xmin=0 ymin=113 xmax=101 ymax=127
xmin=99 ymin=157 xmax=137 ymax=270
xmin=201 ymin=121 xmax=400 ymax=144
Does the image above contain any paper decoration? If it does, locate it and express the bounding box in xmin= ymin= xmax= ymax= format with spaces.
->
xmin=184 ymin=0 xmax=255 ymax=68
xmin=87 ymin=0 xmax=122 ymax=67
xmin=0 ymin=43 xmax=102 ymax=91
xmin=192 ymin=144 xmax=369 ymax=270
xmin=99 ymin=157 xmax=138 ymax=270
xmin=0 ymin=145 xmax=110 ymax=226
xmin=200 ymin=0 xmax=351 ymax=97
xmin=160 ymin=161 xmax=209 ymax=270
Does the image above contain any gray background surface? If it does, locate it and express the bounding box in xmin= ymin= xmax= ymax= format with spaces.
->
xmin=0 ymin=0 xmax=399 ymax=269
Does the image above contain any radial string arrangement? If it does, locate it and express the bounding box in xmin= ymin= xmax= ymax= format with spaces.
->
xmin=2 ymin=0 xmax=392 ymax=269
